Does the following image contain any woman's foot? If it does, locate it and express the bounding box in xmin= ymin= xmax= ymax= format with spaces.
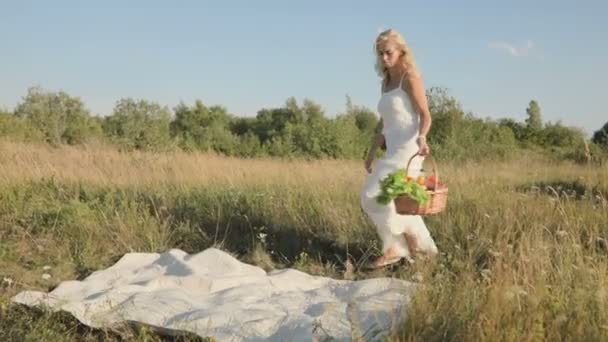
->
xmin=365 ymin=246 xmax=404 ymax=270
xmin=365 ymin=254 xmax=403 ymax=270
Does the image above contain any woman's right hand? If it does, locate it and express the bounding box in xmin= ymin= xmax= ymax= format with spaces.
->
xmin=365 ymin=133 xmax=384 ymax=174
xmin=364 ymin=157 xmax=373 ymax=174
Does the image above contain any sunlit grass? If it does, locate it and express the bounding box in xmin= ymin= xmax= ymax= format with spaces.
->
xmin=1 ymin=141 xmax=606 ymax=341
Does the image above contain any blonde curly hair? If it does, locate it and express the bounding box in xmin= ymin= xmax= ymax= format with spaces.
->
xmin=374 ymin=29 xmax=419 ymax=85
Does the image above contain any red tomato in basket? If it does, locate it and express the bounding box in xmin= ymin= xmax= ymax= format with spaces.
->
xmin=426 ymin=175 xmax=439 ymax=189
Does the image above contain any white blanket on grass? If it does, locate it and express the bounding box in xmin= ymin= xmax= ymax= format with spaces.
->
xmin=12 ymin=248 xmax=415 ymax=341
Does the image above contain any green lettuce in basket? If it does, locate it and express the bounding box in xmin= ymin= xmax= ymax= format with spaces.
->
xmin=376 ymin=169 xmax=430 ymax=205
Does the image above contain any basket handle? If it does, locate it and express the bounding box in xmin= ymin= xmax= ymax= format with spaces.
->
xmin=405 ymin=152 xmax=439 ymax=189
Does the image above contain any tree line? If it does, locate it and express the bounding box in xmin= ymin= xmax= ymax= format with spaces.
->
xmin=1 ymin=86 xmax=606 ymax=163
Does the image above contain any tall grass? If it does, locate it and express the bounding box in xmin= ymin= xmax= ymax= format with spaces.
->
xmin=0 ymin=141 xmax=606 ymax=341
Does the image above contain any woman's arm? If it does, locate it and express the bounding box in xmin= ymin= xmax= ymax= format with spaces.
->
xmin=367 ymin=119 xmax=384 ymax=158
xmin=405 ymin=73 xmax=431 ymax=155
xmin=405 ymin=73 xmax=431 ymax=137
xmin=364 ymin=119 xmax=384 ymax=173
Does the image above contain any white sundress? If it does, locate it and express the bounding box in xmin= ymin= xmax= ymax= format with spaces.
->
xmin=360 ymin=74 xmax=439 ymax=258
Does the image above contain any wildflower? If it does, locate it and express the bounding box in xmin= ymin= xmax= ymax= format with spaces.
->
xmin=3 ymin=277 xmax=13 ymax=286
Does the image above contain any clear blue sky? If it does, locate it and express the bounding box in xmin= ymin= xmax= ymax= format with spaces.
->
xmin=1 ymin=0 xmax=606 ymax=135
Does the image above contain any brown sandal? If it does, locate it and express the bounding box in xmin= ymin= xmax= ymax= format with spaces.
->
xmin=365 ymin=255 xmax=403 ymax=270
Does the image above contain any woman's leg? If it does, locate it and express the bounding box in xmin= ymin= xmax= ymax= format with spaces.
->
xmin=403 ymin=232 xmax=419 ymax=256
xmin=402 ymin=216 xmax=438 ymax=258
xmin=365 ymin=229 xmax=412 ymax=269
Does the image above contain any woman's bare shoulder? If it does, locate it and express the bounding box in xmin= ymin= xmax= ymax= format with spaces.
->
xmin=406 ymin=70 xmax=422 ymax=81
xmin=402 ymin=71 xmax=423 ymax=91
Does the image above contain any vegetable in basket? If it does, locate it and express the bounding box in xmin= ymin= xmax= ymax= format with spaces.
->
xmin=376 ymin=169 xmax=430 ymax=206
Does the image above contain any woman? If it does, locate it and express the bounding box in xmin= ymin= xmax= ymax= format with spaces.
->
xmin=360 ymin=28 xmax=438 ymax=269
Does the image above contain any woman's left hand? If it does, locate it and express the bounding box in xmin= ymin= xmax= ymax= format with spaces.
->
xmin=417 ymin=136 xmax=430 ymax=156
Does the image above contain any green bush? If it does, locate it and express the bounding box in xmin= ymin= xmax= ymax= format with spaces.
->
xmin=0 ymin=110 xmax=45 ymax=142
xmin=426 ymin=88 xmax=518 ymax=161
xmin=103 ymin=98 xmax=174 ymax=151
xmin=13 ymin=87 xmax=97 ymax=145
xmin=592 ymin=121 xmax=608 ymax=147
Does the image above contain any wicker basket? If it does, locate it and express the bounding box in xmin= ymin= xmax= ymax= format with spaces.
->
xmin=394 ymin=153 xmax=448 ymax=215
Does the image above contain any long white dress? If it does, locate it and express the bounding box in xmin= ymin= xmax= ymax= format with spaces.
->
xmin=360 ymin=75 xmax=439 ymax=259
